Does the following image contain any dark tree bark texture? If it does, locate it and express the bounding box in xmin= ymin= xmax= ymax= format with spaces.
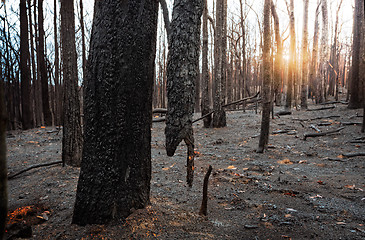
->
xmin=20 ymin=0 xmax=34 ymax=130
xmin=72 ymin=0 xmax=158 ymax=225
xmin=212 ymin=0 xmax=227 ymax=128
xmin=348 ymin=0 xmax=364 ymax=109
xmin=201 ymin=0 xmax=211 ymax=128
xmin=38 ymin=0 xmax=52 ymax=125
xmin=0 ymin=80 xmax=7 ymax=240
xmin=258 ymin=0 xmax=271 ymax=153
xmin=165 ymin=0 xmax=203 ymax=187
xmin=60 ymin=0 xmax=83 ymax=167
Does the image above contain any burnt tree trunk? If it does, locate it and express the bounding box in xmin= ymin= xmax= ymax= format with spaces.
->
xmin=201 ymin=0 xmax=211 ymax=128
xmin=285 ymin=0 xmax=295 ymax=111
xmin=258 ymin=0 xmax=271 ymax=153
xmin=271 ymin=2 xmax=283 ymax=106
xmin=309 ymin=1 xmax=320 ymax=101
xmin=165 ymin=0 xmax=203 ymax=187
xmin=0 ymin=77 xmax=7 ymax=240
xmin=212 ymin=0 xmax=227 ymax=127
xmin=20 ymin=0 xmax=34 ymax=129
xmin=319 ymin=0 xmax=329 ymax=103
xmin=348 ymin=0 xmax=364 ymax=109
xmin=60 ymin=0 xmax=83 ymax=167
xmin=300 ymin=0 xmax=309 ymax=109
xmin=38 ymin=0 xmax=52 ymax=125
xmin=72 ymin=1 xmax=158 ymax=225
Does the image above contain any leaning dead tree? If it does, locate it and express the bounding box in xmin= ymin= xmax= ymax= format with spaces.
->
xmin=165 ymin=0 xmax=203 ymax=187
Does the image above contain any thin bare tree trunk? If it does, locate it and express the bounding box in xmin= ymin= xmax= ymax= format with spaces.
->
xmin=258 ymin=0 xmax=271 ymax=153
xmin=20 ymin=0 xmax=34 ymax=129
xmin=285 ymin=0 xmax=295 ymax=111
xmin=38 ymin=0 xmax=53 ymax=125
xmin=300 ymin=0 xmax=309 ymax=109
xmin=201 ymin=0 xmax=211 ymax=128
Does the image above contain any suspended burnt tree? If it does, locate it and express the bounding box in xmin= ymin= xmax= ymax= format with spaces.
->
xmin=72 ymin=1 xmax=158 ymax=225
xmin=165 ymin=0 xmax=203 ymax=187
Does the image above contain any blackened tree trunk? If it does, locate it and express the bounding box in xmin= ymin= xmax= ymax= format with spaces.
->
xmin=258 ymin=0 xmax=271 ymax=153
xmin=212 ymin=0 xmax=227 ymax=127
xmin=309 ymin=0 xmax=320 ymax=101
xmin=319 ymin=0 xmax=328 ymax=104
xmin=165 ymin=0 xmax=203 ymax=187
xmin=201 ymin=0 xmax=211 ymax=128
xmin=38 ymin=0 xmax=52 ymax=125
xmin=271 ymin=2 xmax=283 ymax=106
xmin=20 ymin=0 xmax=34 ymax=129
xmin=300 ymin=0 xmax=309 ymax=109
xmin=60 ymin=0 xmax=82 ymax=167
xmin=285 ymin=0 xmax=295 ymax=111
xmin=79 ymin=0 xmax=87 ymax=80
xmin=0 ymin=79 xmax=7 ymax=240
xmin=72 ymin=1 xmax=158 ymax=225
xmin=53 ymin=0 xmax=61 ymax=126
xmin=60 ymin=0 xmax=83 ymax=167
xmin=348 ymin=0 xmax=364 ymax=109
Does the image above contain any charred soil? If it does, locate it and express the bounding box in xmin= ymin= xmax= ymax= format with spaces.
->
xmin=5 ymin=101 xmax=365 ymax=240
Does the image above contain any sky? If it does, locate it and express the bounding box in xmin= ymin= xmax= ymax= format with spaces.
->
xmin=1 ymin=0 xmax=354 ymax=71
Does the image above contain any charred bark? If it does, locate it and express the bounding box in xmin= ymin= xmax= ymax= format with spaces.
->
xmin=20 ymin=0 xmax=34 ymax=129
xmin=60 ymin=0 xmax=83 ymax=167
xmin=201 ymin=0 xmax=211 ymax=128
xmin=165 ymin=0 xmax=203 ymax=187
xmin=0 ymin=78 xmax=7 ymax=240
xmin=257 ymin=0 xmax=271 ymax=153
xmin=72 ymin=1 xmax=158 ymax=225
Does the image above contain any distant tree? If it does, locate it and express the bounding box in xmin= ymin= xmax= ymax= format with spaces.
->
xmin=271 ymin=1 xmax=283 ymax=106
xmin=257 ymin=0 xmax=271 ymax=153
xmin=285 ymin=0 xmax=295 ymax=111
xmin=212 ymin=0 xmax=227 ymax=127
xmin=300 ymin=0 xmax=309 ymax=109
xmin=0 ymin=78 xmax=7 ymax=240
xmin=319 ymin=0 xmax=329 ymax=103
xmin=201 ymin=0 xmax=211 ymax=128
xmin=60 ymin=0 xmax=83 ymax=167
xmin=20 ymin=0 xmax=34 ymax=129
xmin=72 ymin=1 xmax=158 ymax=225
xmin=348 ymin=0 xmax=364 ymax=109
xmin=37 ymin=0 xmax=52 ymax=125
xmin=165 ymin=0 xmax=203 ymax=186
xmin=308 ymin=0 xmax=320 ymax=101
xmin=53 ymin=0 xmax=62 ymax=126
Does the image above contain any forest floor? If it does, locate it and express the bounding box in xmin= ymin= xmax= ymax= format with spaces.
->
xmin=5 ymin=99 xmax=365 ymax=240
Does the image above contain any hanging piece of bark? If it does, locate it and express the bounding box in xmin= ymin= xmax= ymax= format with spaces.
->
xmin=199 ymin=165 xmax=212 ymax=216
xmin=8 ymin=161 xmax=62 ymax=180
xmin=303 ymin=127 xmax=345 ymax=140
xmin=165 ymin=0 xmax=203 ymax=187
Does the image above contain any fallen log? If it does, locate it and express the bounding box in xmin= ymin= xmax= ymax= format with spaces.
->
xmin=340 ymin=122 xmax=362 ymax=126
xmin=312 ymin=115 xmax=341 ymax=120
xmin=307 ymin=106 xmax=336 ymax=111
xmin=342 ymin=152 xmax=365 ymax=158
xmin=303 ymin=127 xmax=345 ymax=140
xmin=152 ymin=108 xmax=167 ymax=114
xmin=275 ymin=110 xmax=292 ymax=116
xmin=152 ymin=117 xmax=166 ymax=122
xmin=310 ymin=124 xmax=321 ymax=132
xmin=192 ymin=92 xmax=260 ymax=123
xmin=199 ymin=165 xmax=212 ymax=216
xmin=8 ymin=161 xmax=62 ymax=180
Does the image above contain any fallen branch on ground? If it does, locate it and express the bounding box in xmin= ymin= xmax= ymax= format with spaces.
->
xmin=153 ymin=108 xmax=167 ymax=114
xmin=8 ymin=161 xmax=63 ymax=180
xmin=275 ymin=110 xmax=292 ymax=116
xmin=307 ymin=106 xmax=336 ymax=111
xmin=342 ymin=152 xmax=365 ymax=158
xmin=152 ymin=117 xmax=166 ymax=122
xmin=310 ymin=124 xmax=321 ymax=132
xmin=340 ymin=122 xmax=362 ymax=126
xmin=303 ymin=127 xmax=345 ymax=140
xmin=199 ymin=165 xmax=213 ymax=216
xmin=192 ymin=92 xmax=260 ymax=123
